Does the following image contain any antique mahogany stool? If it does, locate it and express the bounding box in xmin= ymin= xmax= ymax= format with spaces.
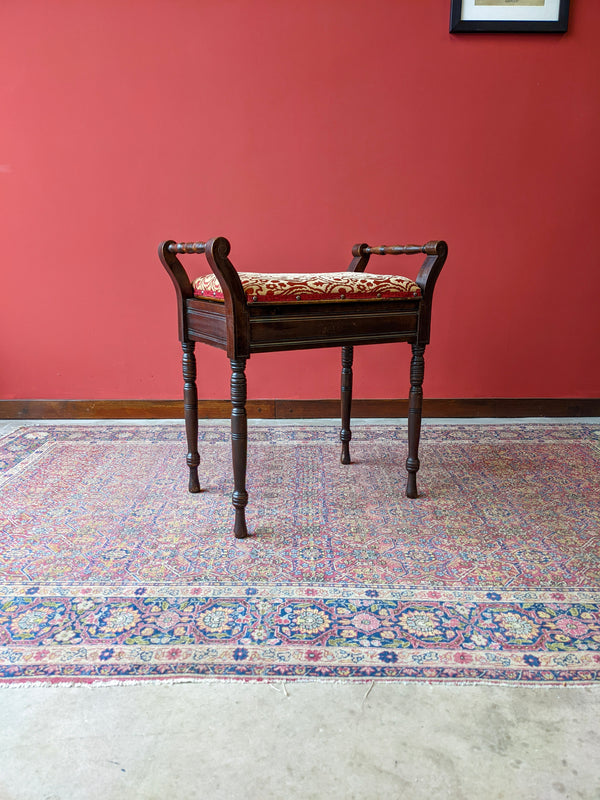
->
xmin=159 ymin=236 xmax=447 ymax=539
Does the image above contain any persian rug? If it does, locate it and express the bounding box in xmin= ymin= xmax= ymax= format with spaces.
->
xmin=0 ymin=422 xmax=599 ymax=686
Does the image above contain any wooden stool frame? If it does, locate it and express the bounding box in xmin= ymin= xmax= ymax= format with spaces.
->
xmin=159 ymin=237 xmax=447 ymax=539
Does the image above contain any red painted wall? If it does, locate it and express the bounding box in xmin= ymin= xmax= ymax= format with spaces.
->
xmin=2 ymin=1 xmax=599 ymax=401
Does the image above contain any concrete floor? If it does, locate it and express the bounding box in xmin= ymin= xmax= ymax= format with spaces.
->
xmin=1 ymin=419 xmax=599 ymax=799
xmin=0 ymin=682 xmax=599 ymax=799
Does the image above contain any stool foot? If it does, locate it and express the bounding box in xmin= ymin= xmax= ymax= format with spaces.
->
xmin=405 ymin=464 xmax=419 ymax=499
xmin=188 ymin=468 xmax=201 ymax=494
xmin=234 ymin=508 xmax=249 ymax=539
xmin=340 ymin=345 xmax=353 ymax=465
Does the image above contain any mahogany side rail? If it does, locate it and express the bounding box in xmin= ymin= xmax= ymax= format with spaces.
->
xmin=159 ymin=237 xmax=447 ymax=539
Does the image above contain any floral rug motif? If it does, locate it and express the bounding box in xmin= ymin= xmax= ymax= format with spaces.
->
xmin=1 ymin=422 xmax=599 ymax=685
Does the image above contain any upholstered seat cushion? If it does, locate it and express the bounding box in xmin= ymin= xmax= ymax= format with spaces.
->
xmin=193 ymin=272 xmax=421 ymax=303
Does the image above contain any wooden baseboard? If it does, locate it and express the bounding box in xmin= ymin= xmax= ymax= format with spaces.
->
xmin=0 ymin=398 xmax=598 ymax=420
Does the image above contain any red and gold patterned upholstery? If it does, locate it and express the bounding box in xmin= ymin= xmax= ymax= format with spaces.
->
xmin=193 ymin=272 xmax=421 ymax=304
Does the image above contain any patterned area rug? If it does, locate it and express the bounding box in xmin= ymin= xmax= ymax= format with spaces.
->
xmin=1 ymin=422 xmax=599 ymax=685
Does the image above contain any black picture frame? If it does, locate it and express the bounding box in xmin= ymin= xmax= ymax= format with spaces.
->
xmin=450 ymin=0 xmax=570 ymax=33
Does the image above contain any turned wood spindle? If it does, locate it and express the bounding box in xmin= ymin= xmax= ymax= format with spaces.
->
xmin=340 ymin=345 xmax=354 ymax=465
xmin=230 ymin=357 xmax=249 ymax=539
xmin=168 ymin=241 xmax=207 ymax=255
xmin=182 ymin=341 xmax=200 ymax=493
xmin=406 ymin=344 xmax=426 ymax=499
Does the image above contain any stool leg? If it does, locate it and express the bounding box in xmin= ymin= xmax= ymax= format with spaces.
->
xmin=406 ymin=344 xmax=425 ymax=499
xmin=340 ymin=345 xmax=353 ymax=465
xmin=230 ymin=357 xmax=249 ymax=539
xmin=182 ymin=341 xmax=200 ymax=493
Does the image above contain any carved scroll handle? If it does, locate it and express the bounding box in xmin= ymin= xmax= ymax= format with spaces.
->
xmin=167 ymin=241 xmax=207 ymax=255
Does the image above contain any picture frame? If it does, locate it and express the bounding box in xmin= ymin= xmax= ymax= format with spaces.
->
xmin=450 ymin=0 xmax=570 ymax=33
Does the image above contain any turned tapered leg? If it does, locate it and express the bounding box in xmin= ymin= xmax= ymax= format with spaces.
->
xmin=340 ymin=345 xmax=354 ymax=465
xmin=182 ymin=341 xmax=200 ymax=493
xmin=406 ymin=344 xmax=425 ymax=499
xmin=230 ymin=357 xmax=249 ymax=539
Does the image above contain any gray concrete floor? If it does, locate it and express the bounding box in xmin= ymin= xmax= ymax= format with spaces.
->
xmin=1 ymin=681 xmax=599 ymax=800
xmin=1 ymin=419 xmax=599 ymax=799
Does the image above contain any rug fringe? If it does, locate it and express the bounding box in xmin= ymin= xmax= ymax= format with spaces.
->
xmin=0 ymin=676 xmax=594 ymax=690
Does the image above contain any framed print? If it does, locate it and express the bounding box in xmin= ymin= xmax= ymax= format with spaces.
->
xmin=450 ymin=0 xmax=570 ymax=32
